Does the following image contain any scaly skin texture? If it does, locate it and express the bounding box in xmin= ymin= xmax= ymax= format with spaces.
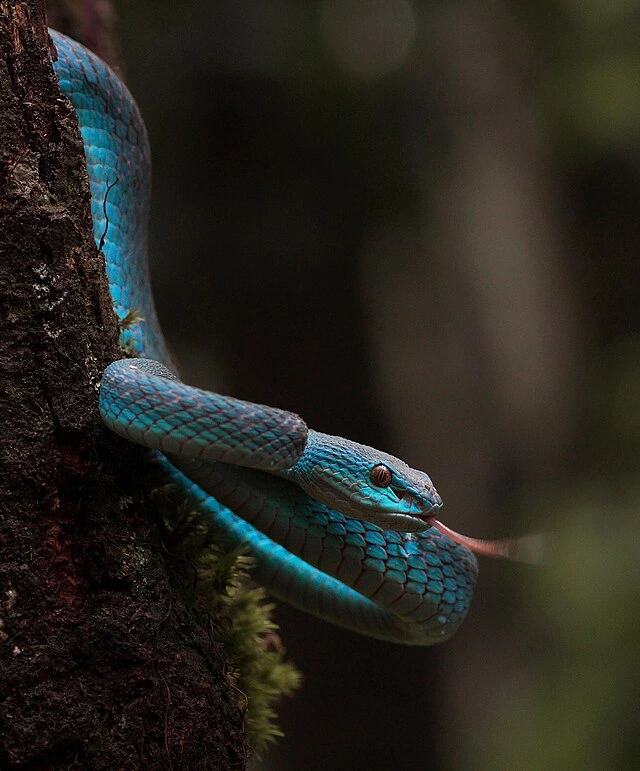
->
xmin=51 ymin=31 xmax=478 ymax=645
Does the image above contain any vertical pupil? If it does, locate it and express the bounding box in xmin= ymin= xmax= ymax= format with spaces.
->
xmin=371 ymin=465 xmax=390 ymax=486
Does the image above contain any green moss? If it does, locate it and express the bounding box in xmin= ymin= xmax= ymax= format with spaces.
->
xmin=151 ymin=482 xmax=301 ymax=758
xmin=118 ymin=310 xmax=145 ymax=357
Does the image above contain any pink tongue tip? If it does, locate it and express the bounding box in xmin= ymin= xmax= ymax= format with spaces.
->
xmin=432 ymin=520 xmax=544 ymax=565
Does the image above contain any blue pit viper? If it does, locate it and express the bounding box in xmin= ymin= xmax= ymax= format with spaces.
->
xmin=51 ymin=30 xmax=531 ymax=646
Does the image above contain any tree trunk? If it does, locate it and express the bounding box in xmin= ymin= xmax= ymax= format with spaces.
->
xmin=0 ymin=2 xmax=246 ymax=767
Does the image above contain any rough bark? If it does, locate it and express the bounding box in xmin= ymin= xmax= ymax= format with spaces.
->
xmin=0 ymin=2 xmax=246 ymax=767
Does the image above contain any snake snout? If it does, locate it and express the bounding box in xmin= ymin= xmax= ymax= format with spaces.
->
xmin=415 ymin=486 xmax=442 ymax=524
xmin=396 ymin=484 xmax=442 ymax=518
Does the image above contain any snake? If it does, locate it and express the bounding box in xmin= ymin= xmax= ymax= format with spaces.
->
xmin=51 ymin=30 xmax=529 ymax=646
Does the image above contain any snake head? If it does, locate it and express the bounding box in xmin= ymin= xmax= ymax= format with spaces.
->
xmin=283 ymin=430 xmax=442 ymax=532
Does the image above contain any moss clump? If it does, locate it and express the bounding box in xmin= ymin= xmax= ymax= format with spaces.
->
xmin=151 ymin=481 xmax=301 ymax=758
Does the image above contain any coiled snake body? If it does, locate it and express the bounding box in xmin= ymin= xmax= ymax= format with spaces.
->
xmin=51 ymin=31 xmax=479 ymax=645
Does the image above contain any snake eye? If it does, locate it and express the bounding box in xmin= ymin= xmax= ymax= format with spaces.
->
xmin=369 ymin=464 xmax=392 ymax=488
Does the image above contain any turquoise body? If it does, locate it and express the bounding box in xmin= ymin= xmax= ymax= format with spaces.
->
xmin=51 ymin=31 xmax=478 ymax=645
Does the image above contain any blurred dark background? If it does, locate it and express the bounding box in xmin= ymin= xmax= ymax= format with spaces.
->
xmin=95 ymin=1 xmax=640 ymax=768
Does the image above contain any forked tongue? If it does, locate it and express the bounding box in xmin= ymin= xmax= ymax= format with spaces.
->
xmin=432 ymin=520 xmax=544 ymax=565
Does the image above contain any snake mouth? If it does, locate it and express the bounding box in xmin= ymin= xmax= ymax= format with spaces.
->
xmin=395 ymin=488 xmax=442 ymax=524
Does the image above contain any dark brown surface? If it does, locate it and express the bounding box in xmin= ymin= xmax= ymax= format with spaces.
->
xmin=0 ymin=3 xmax=245 ymax=767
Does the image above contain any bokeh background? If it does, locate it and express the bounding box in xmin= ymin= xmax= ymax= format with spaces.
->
xmin=112 ymin=1 xmax=638 ymax=768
